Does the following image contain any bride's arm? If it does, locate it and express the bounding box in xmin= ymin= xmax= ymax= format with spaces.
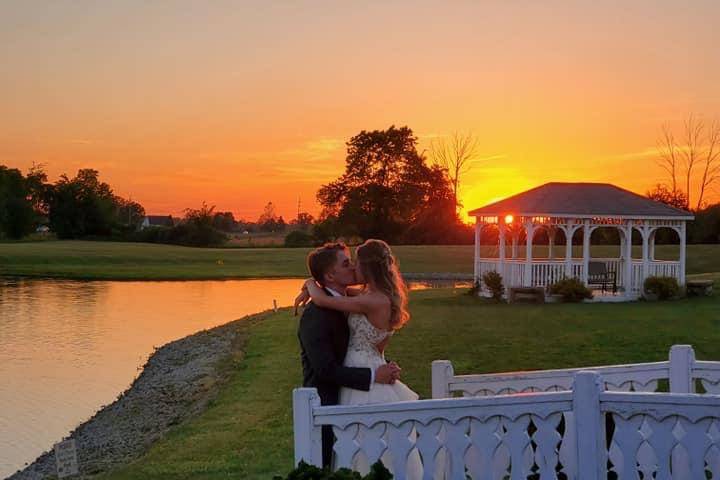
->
xmin=375 ymin=336 xmax=390 ymax=354
xmin=305 ymin=279 xmax=380 ymax=314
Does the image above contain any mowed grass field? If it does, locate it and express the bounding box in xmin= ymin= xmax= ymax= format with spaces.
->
xmin=96 ymin=288 xmax=720 ymax=480
xmin=0 ymin=240 xmax=719 ymax=279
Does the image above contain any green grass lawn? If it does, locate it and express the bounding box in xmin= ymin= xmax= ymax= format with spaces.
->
xmin=1 ymin=241 xmax=718 ymax=280
xmin=97 ymin=288 xmax=720 ymax=480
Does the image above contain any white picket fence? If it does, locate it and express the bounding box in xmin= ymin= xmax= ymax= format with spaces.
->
xmin=293 ymin=345 xmax=720 ymax=479
xmin=431 ymin=345 xmax=720 ymax=398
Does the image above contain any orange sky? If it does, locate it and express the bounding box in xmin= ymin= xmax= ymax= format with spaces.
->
xmin=2 ymin=1 xmax=719 ymax=222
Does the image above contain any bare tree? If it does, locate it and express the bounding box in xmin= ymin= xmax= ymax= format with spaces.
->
xmin=655 ymin=114 xmax=720 ymax=210
xmin=681 ymin=114 xmax=703 ymax=208
xmin=696 ymin=119 xmax=720 ymax=210
xmin=430 ymin=131 xmax=480 ymax=214
xmin=656 ymin=124 xmax=680 ymax=195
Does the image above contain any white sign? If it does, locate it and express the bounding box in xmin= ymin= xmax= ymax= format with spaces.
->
xmin=54 ymin=438 xmax=79 ymax=478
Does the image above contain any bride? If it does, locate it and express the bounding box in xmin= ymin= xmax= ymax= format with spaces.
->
xmin=302 ymin=239 xmax=423 ymax=477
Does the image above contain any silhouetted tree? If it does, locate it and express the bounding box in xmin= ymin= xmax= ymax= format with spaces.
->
xmin=430 ymin=131 xmax=480 ymax=215
xmin=318 ymin=125 xmax=461 ymax=242
xmin=688 ymin=203 xmax=720 ymax=243
xmin=213 ymin=211 xmax=237 ymax=232
xmin=646 ymin=184 xmax=689 ymax=210
xmin=116 ymin=197 xmax=146 ymax=228
xmin=170 ymin=202 xmax=227 ymax=246
xmin=290 ymin=212 xmax=314 ymax=230
xmin=257 ymin=201 xmax=286 ymax=232
xmin=656 ymin=115 xmax=720 ymax=210
xmin=0 ymin=166 xmax=37 ymax=239
xmin=47 ymin=169 xmax=119 ymax=238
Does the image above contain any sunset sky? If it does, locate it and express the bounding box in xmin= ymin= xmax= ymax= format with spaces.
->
xmin=2 ymin=1 xmax=719 ymax=222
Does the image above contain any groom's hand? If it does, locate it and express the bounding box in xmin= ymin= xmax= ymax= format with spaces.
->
xmin=375 ymin=363 xmax=401 ymax=384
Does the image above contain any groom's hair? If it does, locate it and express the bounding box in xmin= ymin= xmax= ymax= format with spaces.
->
xmin=308 ymin=242 xmax=348 ymax=284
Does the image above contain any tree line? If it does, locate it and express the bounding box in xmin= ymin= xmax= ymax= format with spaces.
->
xmin=3 ymin=120 xmax=719 ymax=246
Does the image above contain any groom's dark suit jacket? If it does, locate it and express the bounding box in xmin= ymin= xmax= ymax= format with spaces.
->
xmin=298 ymin=295 xmax=372 ymax=467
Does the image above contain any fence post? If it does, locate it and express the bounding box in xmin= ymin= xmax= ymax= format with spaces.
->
xmin=574 ymin=371 xmax=603 ymax=480
xmin=293 ymin=388 xmax=322 ymax=466
xmin=669 ymin=344 xmax=695 ymax=393
xmin=431 ymin=360 xmax=454 ymax=399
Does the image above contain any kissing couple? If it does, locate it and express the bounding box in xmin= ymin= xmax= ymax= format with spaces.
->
xmin=295 ymin=239 xmax=422 ymax=474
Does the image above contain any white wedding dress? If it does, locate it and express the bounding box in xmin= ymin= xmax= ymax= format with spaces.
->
xmin=336 ymin=312 xmax=424 ymax=479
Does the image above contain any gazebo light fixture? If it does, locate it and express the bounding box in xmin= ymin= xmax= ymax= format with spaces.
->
xmin=504 ymin=214 xmax=514 ymax=224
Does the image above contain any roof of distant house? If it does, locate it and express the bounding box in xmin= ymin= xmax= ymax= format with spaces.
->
xmin=145 ymin=215 xmax=174 ymax=226
xmin=468 ymin=183 xmax=694 ymax=219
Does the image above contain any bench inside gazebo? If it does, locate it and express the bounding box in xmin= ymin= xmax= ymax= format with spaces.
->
xmin=468 ymin=182 xmax=694 ymax=301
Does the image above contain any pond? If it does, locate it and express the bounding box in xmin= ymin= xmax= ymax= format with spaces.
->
xmin=0 ymin=277 xmax=467 ymax=478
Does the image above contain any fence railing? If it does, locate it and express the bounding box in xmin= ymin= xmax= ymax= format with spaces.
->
xmin=293 ymin=370 xmax=720 ymax=479
xmin=431 ymin=345 xmax=720 ymax=398
xmin=474 ymin=258 xmax=681 ymax=294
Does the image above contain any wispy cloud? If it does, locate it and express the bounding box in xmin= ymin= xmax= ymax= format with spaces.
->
xmin=601 ymin=147 xmax=658 ymax=161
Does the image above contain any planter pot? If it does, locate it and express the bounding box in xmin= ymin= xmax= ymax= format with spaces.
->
xmin=546 ymin=294 xmax=564 ymax=304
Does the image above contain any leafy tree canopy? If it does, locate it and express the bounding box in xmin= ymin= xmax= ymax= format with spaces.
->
xmin=317 ymin=125 xmax=465 ymax=243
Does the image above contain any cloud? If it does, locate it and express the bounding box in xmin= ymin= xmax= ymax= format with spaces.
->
xmin=601 ymin=147 xmax=657 ymax=161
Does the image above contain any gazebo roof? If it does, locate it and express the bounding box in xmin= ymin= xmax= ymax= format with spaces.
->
xmin=468 ymin=182 xmax=694 ymax=219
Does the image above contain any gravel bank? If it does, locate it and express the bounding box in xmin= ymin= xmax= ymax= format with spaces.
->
xmin=9 ymin=312 xmax=267 ymax=480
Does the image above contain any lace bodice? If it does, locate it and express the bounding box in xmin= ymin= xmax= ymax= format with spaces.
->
xmin=346 ymin=313 xmax=393 ymax=357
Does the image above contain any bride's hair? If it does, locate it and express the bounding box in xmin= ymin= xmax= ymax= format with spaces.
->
xmin=356 ymin=239 xmax=409 ymax=330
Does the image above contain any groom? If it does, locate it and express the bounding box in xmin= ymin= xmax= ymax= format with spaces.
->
xmin=297 ymin=242 xmax=401 ymax=468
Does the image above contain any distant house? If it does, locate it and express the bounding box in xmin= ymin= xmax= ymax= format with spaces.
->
xmin=141 ymin=215 xmax=174 ymax=229
xmin=35 ymin=225 xmax=50 ymax=234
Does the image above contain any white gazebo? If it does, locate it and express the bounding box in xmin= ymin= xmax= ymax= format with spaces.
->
xmin=469 ymin=182 xmax=694 ymax=300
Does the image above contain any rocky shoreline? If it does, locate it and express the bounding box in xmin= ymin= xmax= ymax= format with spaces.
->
xmin=9 ymin=312 xmax=268 ymax=480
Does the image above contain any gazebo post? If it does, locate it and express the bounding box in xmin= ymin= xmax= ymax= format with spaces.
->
xmin=524 ymin=221 xmax=534 ymax=286
xmin=474 ymin=220 xmax=482 ymax=285
xmin=680 ymin=221 xmax=687 ymax=285
xmin=563 ymin=221 xmax=575 ymax=278
xmin=582 ymin=221 xmax=590 ymax=285
xmin=623 ymin=223 xmax=634 ymax=297
xmin=649 ymin=230 xmax=656 ymax=260
xmin=497 ymin=221 xmax=506 ymax=277
xmin=640 ymin=221 xmax=650 ymax=290
xmin=548 ymin=227 xmax=554 ymax=259
xmin=511 ymin=233 xmax=518 ymax=259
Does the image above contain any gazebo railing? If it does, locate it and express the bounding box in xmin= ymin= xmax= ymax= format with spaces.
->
xmin=476 ymin=257 xmax=681 ymax=294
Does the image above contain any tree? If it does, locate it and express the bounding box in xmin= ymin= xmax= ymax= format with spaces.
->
xmin=317 ymin=125 xmax=462 ymax=242
xmin=257 ymin=201 xmax=285 ymax=232
xmin=172 ymin=202 xmax=227 ymax=246
xmin=646 ymin=183 xmax=689 ymax=210
xmin=430 ymin=132 xmax=480 ymax=215
xmin=213 ymin=211 xmax=237 ymax=232
xmin=47 ymin=169 xmax=123 ymax=238
xmin=656 ymin=115 xmax=720 ymax=210
xmin=116 ymin=197 xmax=145 ymax=228
xmin=290 ymin=212 xmax=314 ymax=230
xmin=0 ymin=166 xmax=36 ymax=239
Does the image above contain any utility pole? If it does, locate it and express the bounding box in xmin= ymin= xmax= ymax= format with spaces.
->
xmin=297 ymin=196 xmax=301 ymax=222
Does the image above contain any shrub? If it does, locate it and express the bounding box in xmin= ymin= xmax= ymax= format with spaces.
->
xmin=284 ymin=230 xmax=315 ymax=247
xmin=274 ymin=460 xmax=392 ymax=480
xmin=548 ymin=277 xmax=593 ymax=302
xmin=643 ymin=276 xmax=681 ymax=300
xmin=482 ymin=271 xmax=505 ymax=301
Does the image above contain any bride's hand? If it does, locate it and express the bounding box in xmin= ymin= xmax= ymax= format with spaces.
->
xmin=293 ymin=284 xmax=311 ymax=316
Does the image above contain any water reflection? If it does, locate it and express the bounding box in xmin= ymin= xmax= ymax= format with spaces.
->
xmin=0 ymin=278 xmax=303 ymax=478
xmin=0 ymin=277 xmax=465 ymax=478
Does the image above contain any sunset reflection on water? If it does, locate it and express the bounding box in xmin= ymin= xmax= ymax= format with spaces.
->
xmin=0 ymin=278 xmax=302 ymax=478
